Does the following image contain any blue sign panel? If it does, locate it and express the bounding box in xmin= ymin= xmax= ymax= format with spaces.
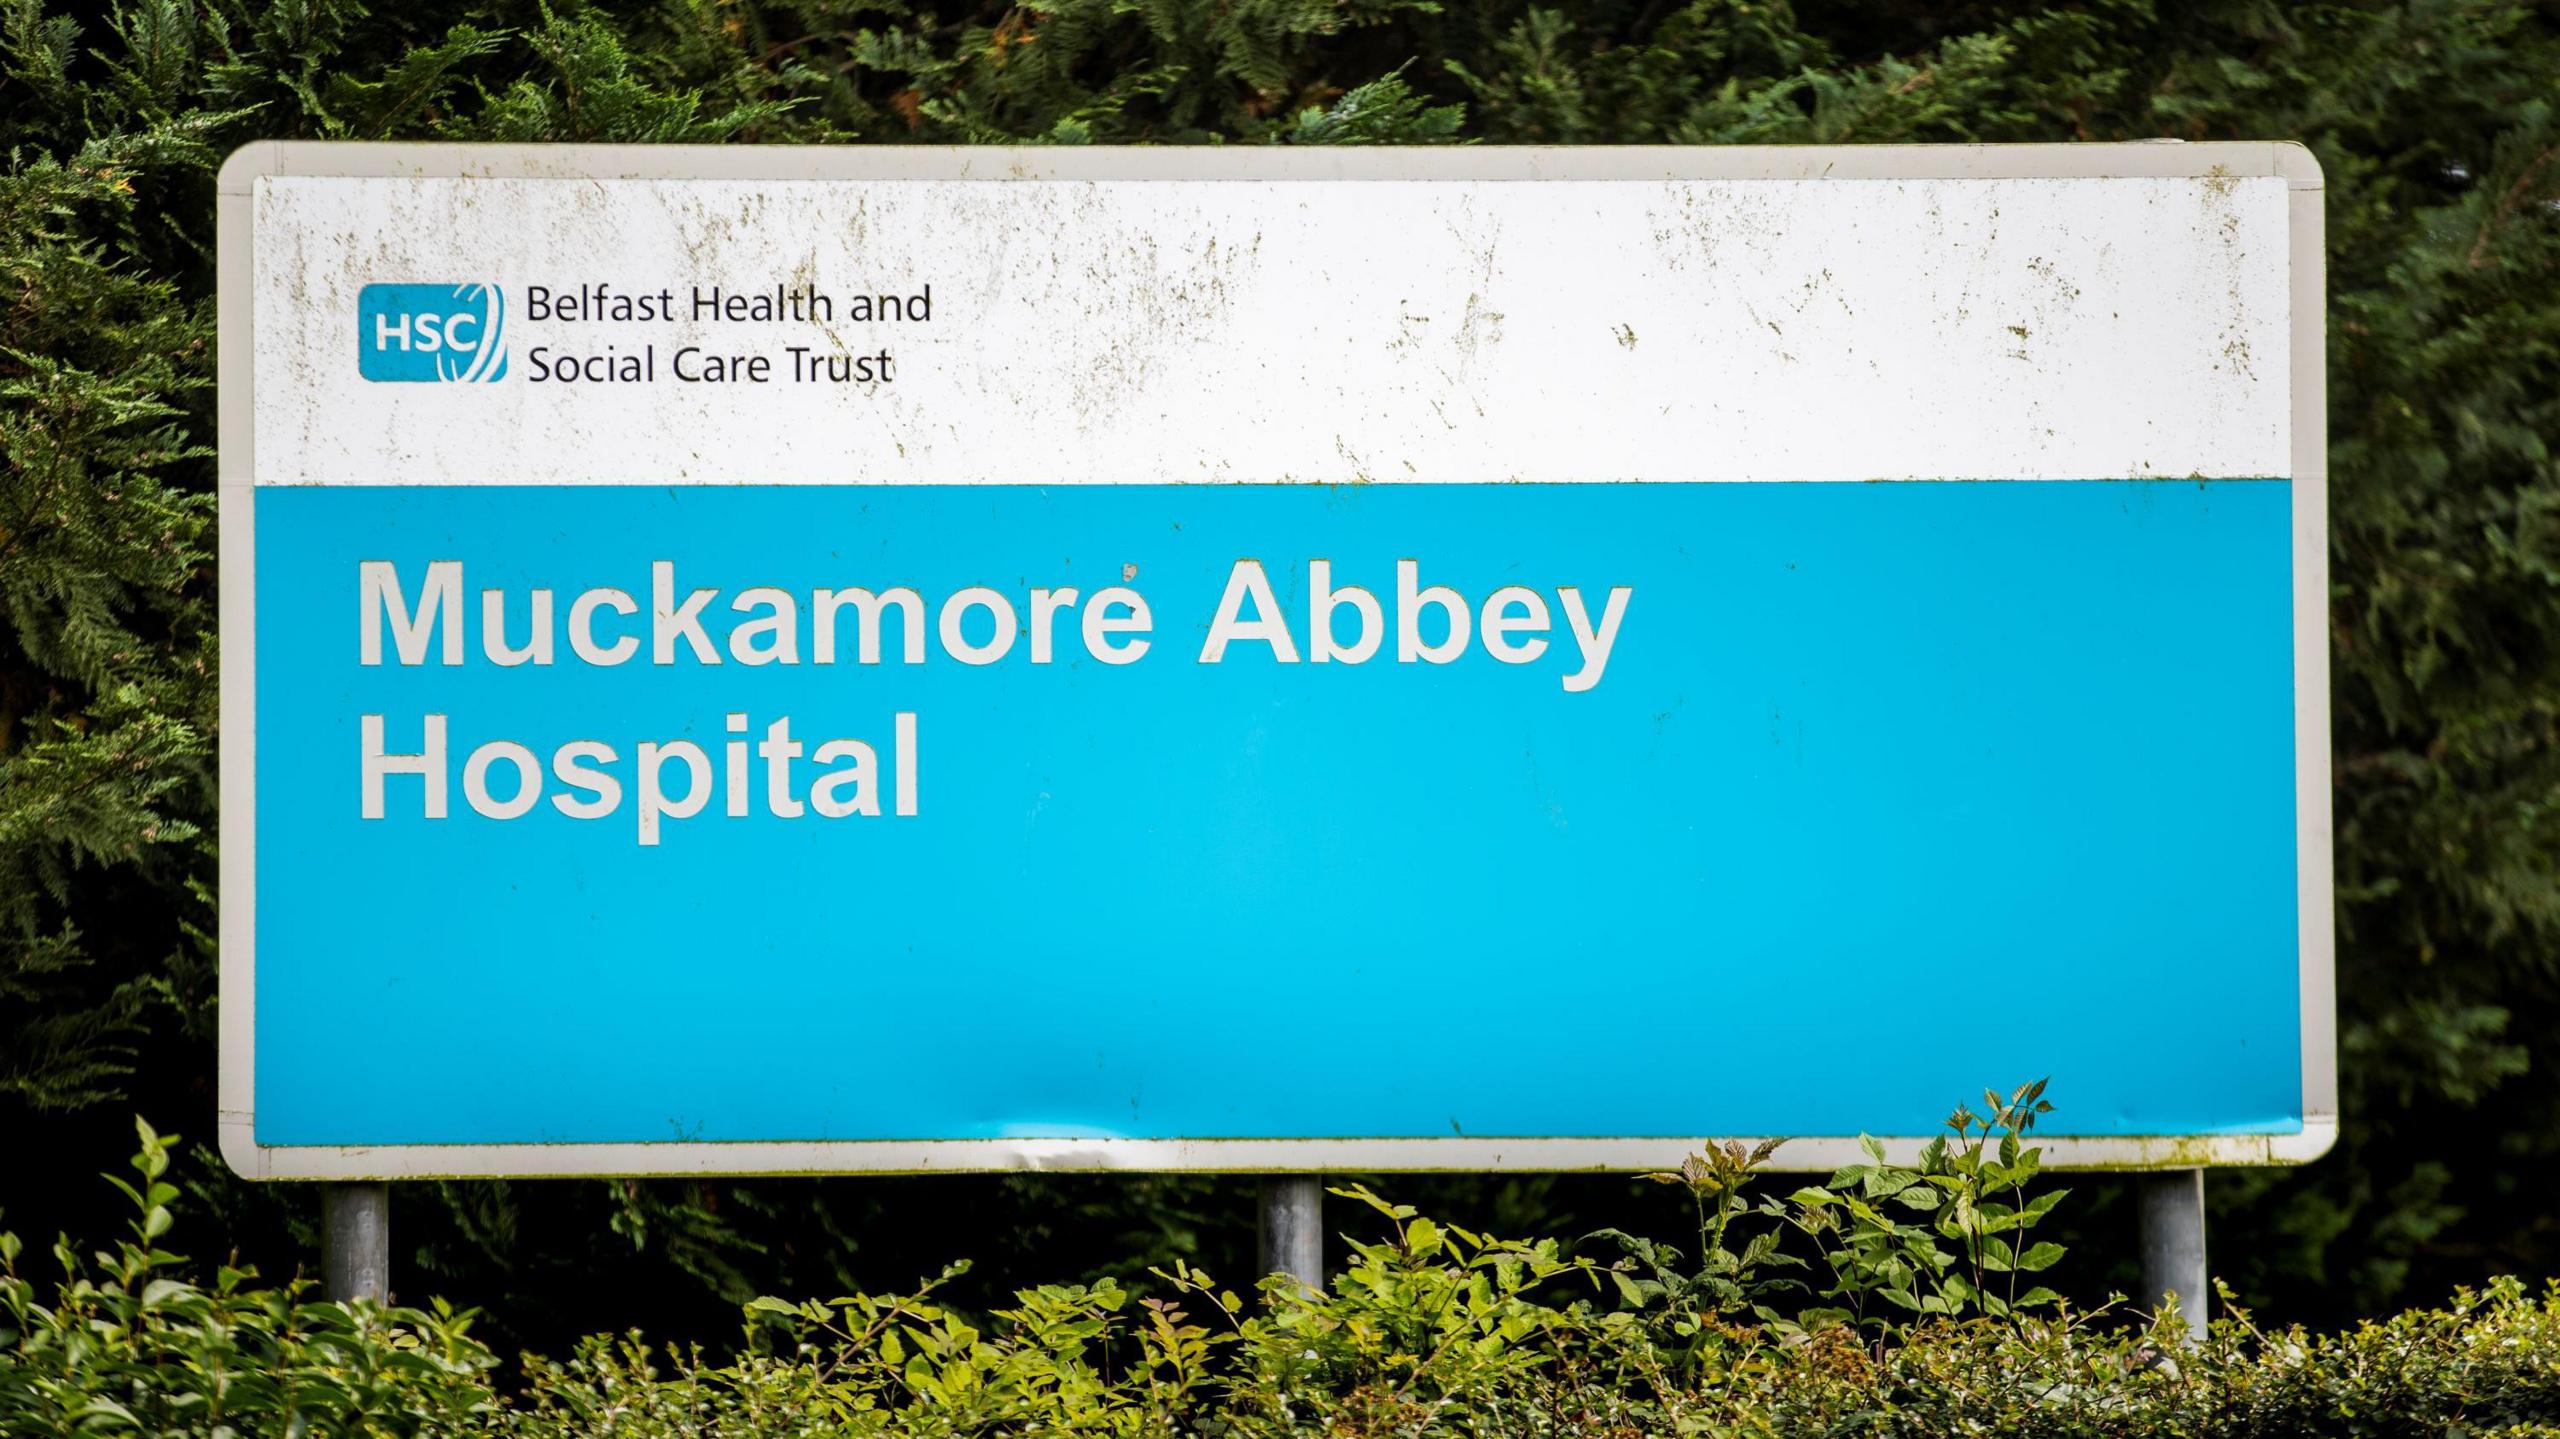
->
xmin=252 ymin=479 xmax=2299 ymax=1148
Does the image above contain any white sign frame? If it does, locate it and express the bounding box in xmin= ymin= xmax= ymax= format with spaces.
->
xmin=217 ymin=141 xmax=2331 ymax=1179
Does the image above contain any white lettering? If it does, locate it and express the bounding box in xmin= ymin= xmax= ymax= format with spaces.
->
xmin=1310 ymin=560 xmax=1381 ymax=664
xmin=1558 ymin=586 xmax=1633 ymax=693
xmin=635 ymin=740 xmax=711 ymax=845
xmin=550 ymin=741 xmax=621 ymax=820
xmin=728 ymin=587 xmax=800 ymax=665
xmin=759 ymin=716 xmax=805 ymax=818
xmin=1200 ymin=560 xmax=1299 ymax=664
xmin=1082 ymin=587 xmax=1151 ymax=664
xmin=811 ymin=738 xmax=878 ymax=817
xmin=1397 ymin=559 xmax=1470 ymax=664
xmin=940 ymin=587 xmax=1018 ymax=666
xmin=895 ymin=711 xmax=918 ymax=816
xmin=568 ymin=588 xmax=638 ymax=666
xmin=814 ymin=587 xmax=926 ymax=665
xmin=483 ymin=588 xmax=554 ymax=667
xmin=361 ymin=713 xmax=447 ymax=818
xmin=463 ymin=740 xmax=541 ymax=819
xmin=1480 ymin=586 xmax=1551 ymax=665
xmin=1029 ymin=587 xmax=1078 ymax=664
xmin=652 ymin=561 xmax=721 ymax=665
xmin=361 ymin=561 xmax=462 ymax=666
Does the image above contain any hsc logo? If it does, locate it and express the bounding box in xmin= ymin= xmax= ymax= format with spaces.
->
xmin=357 ymin=283 xmax=508 ymax=382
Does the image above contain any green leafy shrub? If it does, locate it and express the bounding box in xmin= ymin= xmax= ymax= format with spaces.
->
xmin=0 ymin=1122 xmax=496 ymax=1434
xmin=9 ymin=1114 xmax=2560 ymax=1437
xmin=1598 ymin=1079 xmax=2071 ymax=1340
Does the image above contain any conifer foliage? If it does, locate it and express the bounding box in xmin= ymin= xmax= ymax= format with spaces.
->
xmin=2 ymin=0 xmax=2555 ymax=1333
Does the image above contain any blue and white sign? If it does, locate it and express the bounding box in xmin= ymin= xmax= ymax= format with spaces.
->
xmin=217 ymin=144 xmax=2331 ymax=1178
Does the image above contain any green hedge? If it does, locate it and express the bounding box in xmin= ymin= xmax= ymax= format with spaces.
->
xmin=9 ymin=1121 xmax=2560 ymax=1437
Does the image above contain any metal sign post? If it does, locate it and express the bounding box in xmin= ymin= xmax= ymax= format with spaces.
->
xmin=1257 ymin=1177 xmax=1324 ymax=1287
xmin=320 ymin=1182 xmax=390 ymax=1302
xmin=2139 ymin=1169 xmax=2210 ymax=1334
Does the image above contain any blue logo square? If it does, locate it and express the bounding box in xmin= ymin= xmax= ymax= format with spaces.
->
xmin=358 ymin=284 xmax=508 ymax=382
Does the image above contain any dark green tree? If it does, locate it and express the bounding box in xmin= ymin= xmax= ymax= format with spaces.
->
xmin=3 ymin=0 xmax=2554 ymax=1343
